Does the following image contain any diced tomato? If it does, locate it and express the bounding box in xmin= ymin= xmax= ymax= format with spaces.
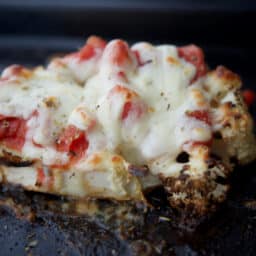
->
xmin=0 ymin=117 xmax=27 ymax=151
xmin=133 ymin=50 xmax=143 ymax=66
xmin=183 ymin=110 xmax=212 ymax=151
xmin=1 ymin=65 xmax=31 ymax=80
xmin=117 ymin=71 xmax=128 ymax=82
xmin=36 ymin=168 xmax=45 ymax=186
xmin=243 ymin=89 xmax=256 ymax=107
xmin=0 ymin=115 xmax=7 ymax=120
xmin=178 ymin=45 xmax=207 ymax=82
xmin=5 ymin=65 xmax=23 ymax=77
xmin=186 ymin=110 xmax=211 ymax=125
xmin=86 ymin=36 xmax=107 ymax=49
xmin=108 ymin=40 xmax=131 ymax=66
xmin=0 ymin=77 xmax=9 ymax=84
xmin=69 ymin=134 xmax=88 ymax=159
xmin=110 ymin=85 xmax=133 ymax=96
xmin=79 ymin=44 xmax=95 ymax=61
xmin=108 ymin=85 xmax=135 ymax=103
xmin=182 ymin=139 xmax=212 ymax=154
xmin=109 ymin=85 xmax=146 ymax=121
xmin=56 ymin=125 xmax=89 ymax=162
xmin=32 ymin=139 xmax=43 ymax=148
xmin=79 ymin=36 xmax=106 ymax=60
xmin=36 ymin=167 xmax=54 ymax=189
xmin=66 ymin=37 xmax=106 ymax=62
xmin=121 ymin=101 xmax=145 ymax=121
xmin=122 ymin=101 xmax=132 ymax=120
xmin=191 ymin=139 xmax=212 ymax=147
xmin=66 ymin=37 xmax=106 ymax=61
xmin=65 ymin=36 xmax=106 ymax=62
xmin=132 ymin=50 xmax=152 ymax=67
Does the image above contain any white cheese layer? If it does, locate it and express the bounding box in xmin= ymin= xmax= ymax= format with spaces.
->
xmin=0 ymin=40 xmax=212 ymax=178
xmin=82 ymin=41 xmax=210 ymax=173
xmin=0 ymin=67 xmax=83 ymax=164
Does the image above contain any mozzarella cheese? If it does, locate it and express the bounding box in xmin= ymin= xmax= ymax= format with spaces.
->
xmin=0 ymin=41 xmax=229 ymax=182
xmin=0 ymin=41 xmax=209 ymax=171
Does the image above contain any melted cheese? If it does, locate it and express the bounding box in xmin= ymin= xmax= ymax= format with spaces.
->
xmin=0 ymin=39 xmax=212 ymax=181
xmin=0 ymin=67 xmax=83 ymax=164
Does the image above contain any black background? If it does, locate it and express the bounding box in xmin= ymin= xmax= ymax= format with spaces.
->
xmin=0 ymin=0 xmax=255 ymax=47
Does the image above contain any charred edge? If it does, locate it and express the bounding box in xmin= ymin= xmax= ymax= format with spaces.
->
xmin=213 ymin=132 xmax=222 ymax=140
xmin=176 ymin=152 xmax=190 ymax=163
xmin=215 ymin=175 xmax=228 ymax=185
xmin=0 ymin=157 xmax=33 ymax=167
xmin=0 ymin=150 xmax=33 ymax=167
xmin=160 ymin=161 xmax=230 ymax=229
xmin=215 ymin=66 xmax=240 ymax=82
xmin=229 ymin=156 xmax=239 ymax=165
xmin=210 ymin=153 xmax=222 ymax=161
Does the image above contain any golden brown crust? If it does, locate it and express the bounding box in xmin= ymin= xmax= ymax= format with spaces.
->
xmin=215 ymin=66 xmax=241 ymax=84
xmin=206 ymin=65 xmax=241 ymax=93
xmin=205 ymin=67 xmax=256 ymax=165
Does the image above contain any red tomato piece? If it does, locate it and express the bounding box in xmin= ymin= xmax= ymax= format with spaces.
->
xmin=178 ymin=45 xmax=207 ymax=82
xmin=191 ymin=139 xmax=212 ymax=147
xmin=36 ymin=168 xmax=45 ymax=186
xmin=186 ymin=110 xmax=211 ymax=125
xmin=243 ymin=89 xmax=256 ymax=107
xmin=132 ymin=50 xmax=152 ymax=67
xmin=86 ymin=36 xmax=107 ymax=49
xmin=109 ymin=85 xmax=146 ymax=121
xmin=0 ymin=77 xmax=9 ymax=83
xmin=0 ymin=117 xmax=27 ymax=151
xmin=32 ymin=139 xmax=43 ymax=148
xmin=182 ymin=139 xmax=213 ymax=154
xmin=122 ymin=101 xmax=132 ymax=120
xmin=0 ymin=115 xmax=6 ymax=120
xmin=133 ymin=50 xmax=143 ymax=66
xmin=117 ymin=71 xmax=128 ymax=82
xmin=78 ymin=44 xmax=95 ymax=61
xmin=36 ymin=167 xmax=54 ymax=189
xmin=108 ymin=40 xmax=131 ymax=66
xmin=1 ymin=65 xmax=31 ymax=80
xmin=56 ymin=125 xmax=89 ymax=162
xmin=66 ymin=36 xmax=106 ymax=61
xmin=108 ymin=85 xmax=136 ymax=103
xmin=80 ymin=36 xmax=107 ymax=60
xmin=121 ymin=101 xmax=145 ymax=121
